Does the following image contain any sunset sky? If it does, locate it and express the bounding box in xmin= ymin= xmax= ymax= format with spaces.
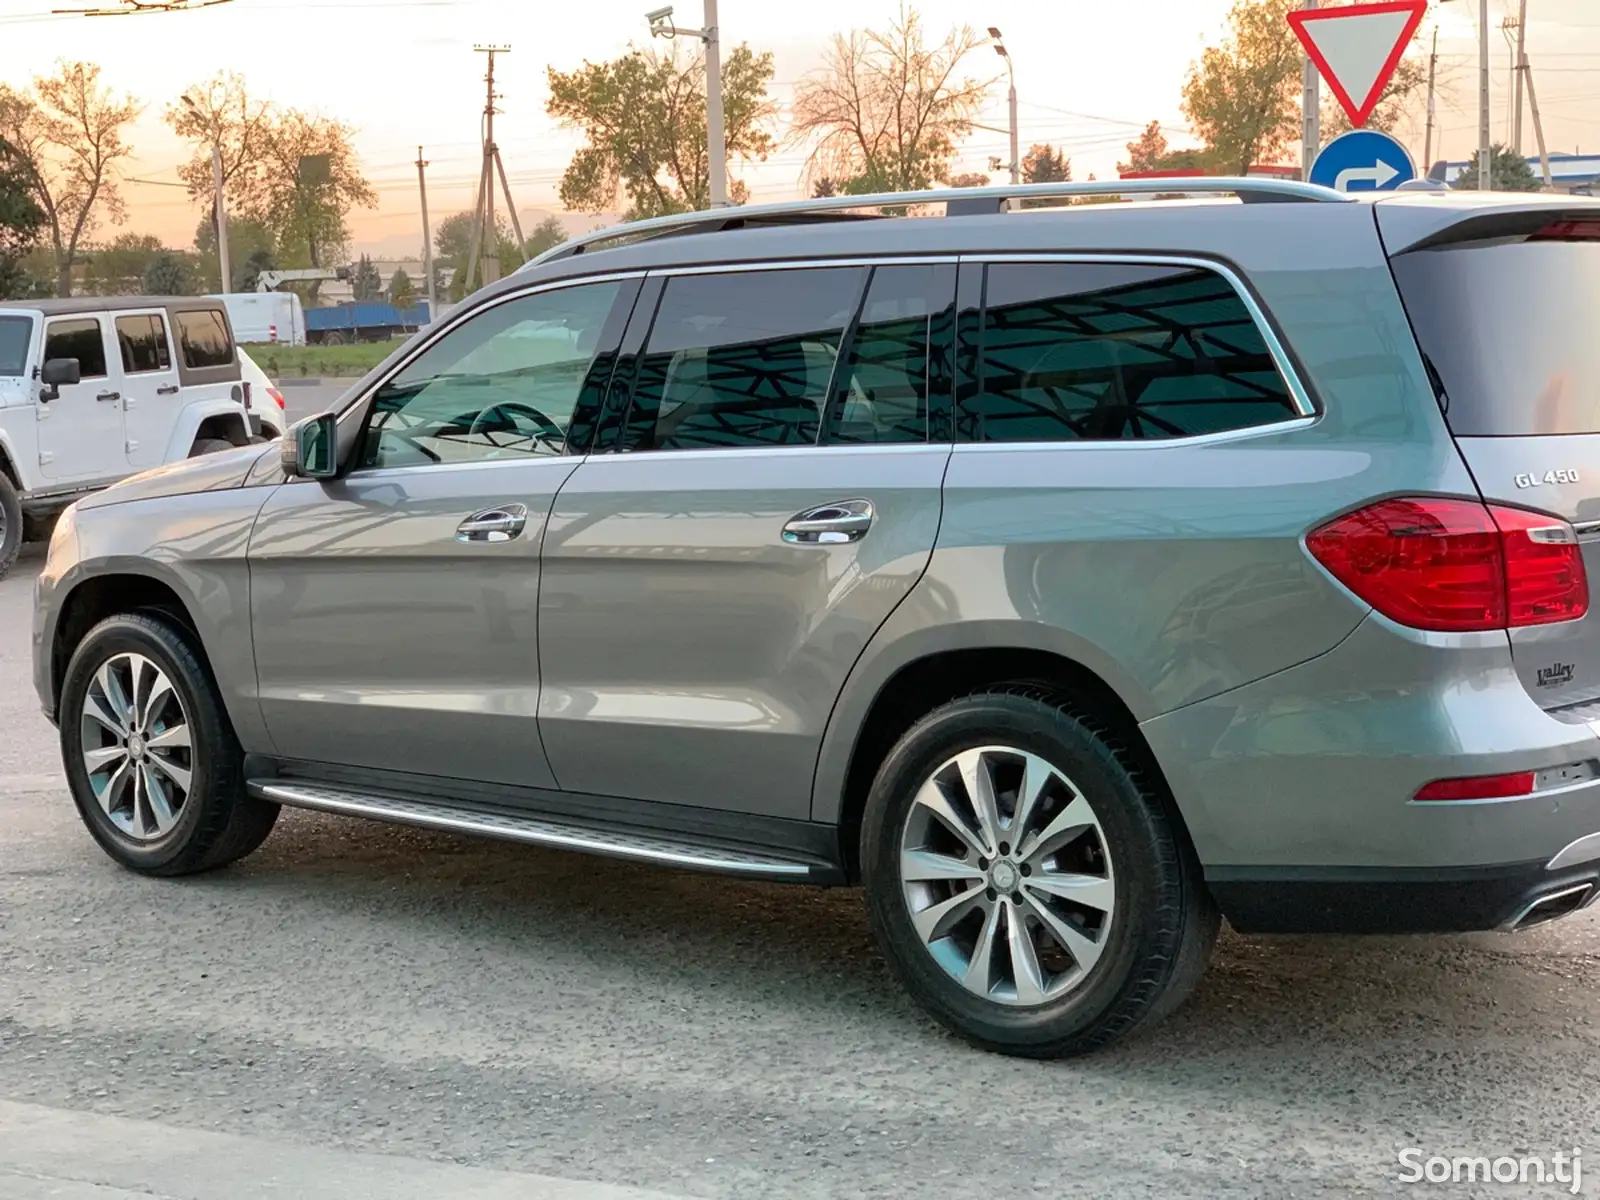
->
xmin=2 ymin=0 xmax=1599 ymax=257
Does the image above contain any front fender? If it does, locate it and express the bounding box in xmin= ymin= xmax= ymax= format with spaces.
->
xmin=0 ymin=420 xmax=38 ymax=492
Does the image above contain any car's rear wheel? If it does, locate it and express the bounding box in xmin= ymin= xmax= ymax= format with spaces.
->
xmin=0 ymin=472 xmax=20 ymax=581
xmin=189 ymin=437 xmax=235 ymax=457
xmin=60 ymin=613 xmax=279 ymax=876
xmin=861 ymin=688 xmax=1217 ymax=1058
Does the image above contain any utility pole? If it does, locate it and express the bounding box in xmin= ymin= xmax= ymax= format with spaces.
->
xmin=474 ymin=45 xmax=508 ymax=285
xmin=1525 ymin=56 xmax=1554 ymax=187
xmin=212 ymin=143 xmax=231 ymax=292
xmin=416 ymin=146 xmax=438 ymax=323
xmin=1478 ymin=0 xmax=1492 ymax=190
xmin=1301 ymin=0 xmax=1320 ymax=181
xmin=1423 ymin=26 xmax=1439 ymax=171
xmin=1512 ymin=0 xmax=1529 ymax=155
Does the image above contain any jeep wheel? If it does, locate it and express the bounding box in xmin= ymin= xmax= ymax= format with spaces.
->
xmin=0 ymin=471 xmax=21 ymax=581
xmin=188 ymin=437 xmax=234 ymax=457
xmin=60 ymin=613 xmax=279 ymax=876
xmin=861 ymin=688 xmax=1218 ymax=1058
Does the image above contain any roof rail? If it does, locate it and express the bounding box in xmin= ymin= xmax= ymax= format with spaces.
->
xmin=521 ymin=177 xmax=1350 ymax=272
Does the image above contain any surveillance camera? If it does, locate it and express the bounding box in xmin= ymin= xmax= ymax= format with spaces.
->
xmin=645 ymin=5 xmax=673 ymax=26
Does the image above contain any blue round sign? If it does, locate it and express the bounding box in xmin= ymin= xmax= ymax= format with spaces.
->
xmin=1309 ymin=129 xmax=1416 ymax=194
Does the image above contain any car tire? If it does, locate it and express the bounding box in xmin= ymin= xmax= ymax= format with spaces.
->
xmin=59 ymin=613 xmax=279 ymax=877
xmin=0 ymin=471 xmax=20 ymax=581
xmin=188 ymin=437 xmax=235 ymax=457
xmin=861 ymin=687 xmax=1218 ymax=1058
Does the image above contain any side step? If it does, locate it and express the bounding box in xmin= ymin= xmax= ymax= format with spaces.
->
xmin=247 ymin=780 xmax=820 ymax=881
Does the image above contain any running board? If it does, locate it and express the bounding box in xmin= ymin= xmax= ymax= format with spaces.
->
xmin=248 ymin=780 xmax=820 ymax=880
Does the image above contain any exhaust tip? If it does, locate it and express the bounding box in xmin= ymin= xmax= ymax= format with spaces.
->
xmin=1505 ymin=882 xmax=1596 ymax=931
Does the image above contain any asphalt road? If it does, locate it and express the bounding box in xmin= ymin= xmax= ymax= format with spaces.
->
xmin=276 ymin=379 xmax=354 ymax=425
xmin=4 ymin=546 xmax=1600 ymax=1198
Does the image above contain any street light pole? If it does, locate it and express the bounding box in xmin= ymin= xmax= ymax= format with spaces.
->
xmin=1479 ymin=0 xmax=1493 ymax=189
xmin=989 ymin=29 xmax=1018 ymax=184
xmin=182 ymin=92 xmax=231 ymax=292
xmin=648 ymin=3 xmax=727 ymax=208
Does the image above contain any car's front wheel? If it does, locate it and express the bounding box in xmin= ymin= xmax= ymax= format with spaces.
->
xmin=59 ymin=613 xmax=279 ymax=876
xmin=861 ymin=688 xmax=1218 ymax=1058
xmin=0 ymin=472 xmax=20 ymax=581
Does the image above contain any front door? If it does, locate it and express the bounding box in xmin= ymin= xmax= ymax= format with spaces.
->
xmin=538 ymin=261 xmax=956 ymax=820
xmin=113 ymin=310 xmax=181 ymax=470
xmin=37 ymin=315 xmax=125 ymax=483
xmin=248 ymin=276 xmax=638 ymax=788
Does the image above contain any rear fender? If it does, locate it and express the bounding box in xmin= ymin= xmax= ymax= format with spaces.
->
xmin=164 ymin=398 xmax=251 ymax=460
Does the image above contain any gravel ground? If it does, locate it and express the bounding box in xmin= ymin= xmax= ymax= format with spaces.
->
xmin=4 ymin=545 xmax=1599 ymax=1198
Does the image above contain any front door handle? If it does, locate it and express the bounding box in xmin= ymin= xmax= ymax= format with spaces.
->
xmin=782 ymin=499 xmax=875 ymax=545
xmin=96 ymin=390 xmax=120 ymax=403
xmin=456 ymin=503 xmax=529 ymax=543
xmin=156 ymin=384 xmax=180 ymax=395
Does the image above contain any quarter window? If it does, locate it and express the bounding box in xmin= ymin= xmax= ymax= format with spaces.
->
xmin=116 ymin=314 xmax=172 ymax=374
xmin=360 ymin=280 xmax=622 ymax=470
xmin=971 ymin=262 xmax=1300 ymax=442
xmin=44 ymin=318 xmax=107 ymax=379
xmin=624 ymin=267 xmax=864 ymax=452
xmin=174 ymin=309 xmax=233 ymax=369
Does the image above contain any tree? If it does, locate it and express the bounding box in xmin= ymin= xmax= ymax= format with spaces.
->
xmin=1022 ymin=144 xmax=1071 ymax=184
xmin=1180 ymin=0 xmax=1302 ymax=175
xmin=811 ymin=177 xmax=841 ymax=198
xmin=143 ymin=251 xmax=192 ymax=296
xmin=194 ymin=214 xmax=276 ymax=291
xmin=1451 ymin=143 xmax=1540 ymax=192
xmin=0 ymin=137 xmax=44 ymax=300
xmin=388 ymin=265 xmax=415 ymax=309
xmin=948 ymin=172 xmax=990 ymax=188
xmin=0 ymin=62 xmax=140 ymax=296
xmin=244 ymin=109 xmax=375 ymax=274
xmin=549 ymin=43 xmax=775 ymax=219
xmin=434 ymin=209 xmax=521 ymax=301
xmin=81 ymin=231 xmax=162 ymax=294
xmin=351 ymin=254 xmax=382 ymax=301
xmin=165 ymin=71 xmax=273 ymax=224
xmin=792 ymin=8 xmax=994 ymax=194
xmin=524 ymin=214 xmax=567 ymax=259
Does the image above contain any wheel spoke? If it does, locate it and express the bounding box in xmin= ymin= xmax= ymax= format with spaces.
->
xmin=93 ymin=663 xmax=132 ymax=733
xmin=130 ymin=760 xmax=149 ymax=835
xmin=962 ymin=901 xmax=1004 ymax=995
xmin=1021 ymin=891 xmax=1106 ymax=975
xmin=95 ymin=760 xmax=131 ymax=816
xmin=139 ymin=667 xmax=175 ymax=732
xmin=1005 ymin=903 xmax=1047 ymax=1004
xmin=1025 ymin=872 xmax=1115 ymax=915
xmin=910 ymin=779 xmax=988 ymax=860
xmin=1019 ymin=794 xmax=1096 ymax=865
xmin=956 ymin=750 xmax=1003 ymax=854
xmin=910 ymin=883 xmax=987 ymax=945
xmin=146 ymin=723 xmax=190 ymax=751
xmin=83 ymin=691 xmax=126 ymax=738
xmin=901 ymin=848 xmax=984 ymax=884
xmin=1010 ymin=753 xmax=1051 ymax=843
xmin=82 ymin=745 xmax=128 ymax=774
xmin=128 ymin=657 xmax=148 ymax=731
xmin=147 ymin=752 xmax=191 ymax=797
xmin=141 ymin=764 xmax=176 ymax=832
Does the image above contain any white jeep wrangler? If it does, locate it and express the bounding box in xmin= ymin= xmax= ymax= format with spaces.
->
xmin=0 ymin=296 xmax=277 ymax=578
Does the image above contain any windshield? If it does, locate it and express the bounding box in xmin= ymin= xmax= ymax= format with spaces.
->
xmin=0 ymin=315 xmax=31 ymax=376
xmin=1391 ymin=239 xmax=1600 ymax=436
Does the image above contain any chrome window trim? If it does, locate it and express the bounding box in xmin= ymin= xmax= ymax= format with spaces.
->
xmin=963 ymin=252 xmax=1318 ymax=428
xmin=647 ymin=256 xmax=960 ymax=277
xmin=949 ymin=415 xmax=1317 ymax=454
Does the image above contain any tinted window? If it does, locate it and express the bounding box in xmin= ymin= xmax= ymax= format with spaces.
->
xmin=973 ymin=263 xmax=1299 ymax=442
xmin=0 ymin=316 xmax=29 ymax=376
xmin=624 ymin=267 xmax=864 ymax=452
xmin=175 ymin=309 xmax=233 ymax=369
xmin=44 ymin=319 xmax=107 ymax=378
xmin=117 ymin=314 xmax=172 ymax=373
xmin=824 ymin=264 xmax=954 ymax=445
xmin=361 ymin=281 xmax=621 ymax=470
xmin=1392 ymin=240 xmax=1600 ymax=436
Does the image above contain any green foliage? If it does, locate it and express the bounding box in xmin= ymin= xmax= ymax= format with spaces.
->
xmin=0 ymin=136 xmax=44 ymax=300
xmin=1180 ymin=0 xmax=1302 ymax=175
xmin=1451 ymin=144 xmax=1541 ymax=192
xmin=548 ymin=42 xmax=776 ymax=219
xmin=143 ymin=251 xmax=192 ymax=296
xmin=351 ymin=253 xmax=382 ymax=302
xmin=254 ymin=338 xmax=403 ymax=378
xmin=524 ymin=214 xmax=567 ymax=259
xmin=1021 ymin=144 xmax=1071 ymax=184
xmin=194 ymin=214 xmax=277 ymax=291
xmin=948 ymin=172 xmax=990 ymax=188
xmin=388 ymin=265 xmax=415 ymax=309
xmin=434 ymin=209 xmax=526 ymax=301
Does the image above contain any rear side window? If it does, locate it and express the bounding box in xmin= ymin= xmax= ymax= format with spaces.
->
xmin=970 ymin=262 xmax=1300 ymax=442
xmin=44 ymin=318 xmax=107 ymax=378
xmin=174 ymin=308 xmax=233 ymax=369
xmin=0 ymin=316 xmax=29 ymax=376
xmin=116 ymin=314 xmax=171 ymax=373
xmin=624 ymin=267 xmax=864 ymax=452
xmin=1391 ymin=239 xmax=1600 ymax=436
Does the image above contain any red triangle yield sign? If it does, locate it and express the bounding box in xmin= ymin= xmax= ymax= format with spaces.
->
xmin=1288 ymin=0 xmax=1428 ymax=129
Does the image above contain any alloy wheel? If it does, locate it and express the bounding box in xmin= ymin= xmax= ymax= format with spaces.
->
xmin=79 ymin=652 xmax=194 ymax=842
xmin=899 ymin=745 xmax=1116 ymax=1006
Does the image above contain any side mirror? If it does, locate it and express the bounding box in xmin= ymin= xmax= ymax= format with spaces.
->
xmin=281 ymin=412 xmax=338 ymax=480
xmin=38 ymin=357 xmax=80 ymax=402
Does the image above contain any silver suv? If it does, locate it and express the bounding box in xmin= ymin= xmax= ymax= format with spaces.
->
xmin=31 ymin=180 xmax=1600 ymax=1058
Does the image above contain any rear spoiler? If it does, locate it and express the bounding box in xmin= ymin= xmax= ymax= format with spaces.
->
xmin=1375 ymin=193 xmax=1600 ymax=254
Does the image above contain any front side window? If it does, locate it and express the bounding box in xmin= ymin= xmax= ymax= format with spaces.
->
xmin=44 ymin=318 xmax=107 ymax=379
xmin=117 ymin=314 xmax=172 ymax=374
xmin=174 ymin=309 xmax=233 ymax=369
xmin=624 ymin=267 xmax=865 ymax=452
xmin=360 ymin=280 xmax=622 ymax=470
xmin=971 ymin=262 xmax=1300 ymax=442
xmin=0 ymin=316 xmax=30 ymax=376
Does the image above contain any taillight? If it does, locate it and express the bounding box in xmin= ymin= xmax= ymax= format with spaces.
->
xmin=1306 ymin=497 xmax=1588 ymax=632
xmin=1414 ymin=771 xmax=1536 ymax=802
xmin=267 ymin=386 xmax=285 ymax=409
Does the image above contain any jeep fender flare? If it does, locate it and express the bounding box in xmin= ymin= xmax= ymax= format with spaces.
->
xmin=163 ymin=400 xmax=251 ymax=461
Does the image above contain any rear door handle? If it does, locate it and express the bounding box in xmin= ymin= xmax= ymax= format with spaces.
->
xmin=96 ymin=390 xmax=120 ymax=403
xmin=782 ymin=499 xmax=875 ymax=545
xmin=456 ymin=503 xmax=529 ymax=543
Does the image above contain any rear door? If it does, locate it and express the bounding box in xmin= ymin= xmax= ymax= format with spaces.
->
xmin=113 ymin=310 xmax=181 ymax=470
xmin=37 ymin=315 xmax=125 ymax=483
xmin=537 ymin=260 xmax=955 ymax=820
xmin=1388 ymin=209 xmax=1600 ymax=711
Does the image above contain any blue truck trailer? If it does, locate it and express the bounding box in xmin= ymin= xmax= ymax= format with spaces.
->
xmin=304 ymin=302 xmax=431 ymax=344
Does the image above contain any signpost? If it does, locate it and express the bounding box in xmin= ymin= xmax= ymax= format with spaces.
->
xmin=1307 ymin=129 xmax=1416 ymax=193
xmin=1288 ymin=0 xmax=1427 ymax=129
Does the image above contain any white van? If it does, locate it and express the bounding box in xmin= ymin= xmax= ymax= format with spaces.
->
xmin=211 ymin=291 xmax=306 ymax=347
